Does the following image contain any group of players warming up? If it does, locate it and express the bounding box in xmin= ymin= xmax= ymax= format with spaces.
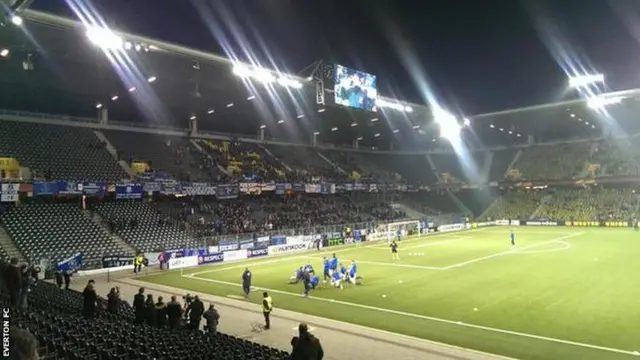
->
xmin=289 ymin=254 xmax=359 ymax=295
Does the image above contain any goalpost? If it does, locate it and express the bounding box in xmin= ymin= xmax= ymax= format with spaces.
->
xmin=373 ymin=219 xmax=423 ymax=243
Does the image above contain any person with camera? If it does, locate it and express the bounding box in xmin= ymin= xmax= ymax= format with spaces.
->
xmin=107 ymin=287 xmax=121 ymax=314
xmin=186 ymin=295 xmax=204 ymax=330
xmin=202 ymin=304 xmax=220 ymax=335
xmin=166 ymin=295 xmax=183 ymax=329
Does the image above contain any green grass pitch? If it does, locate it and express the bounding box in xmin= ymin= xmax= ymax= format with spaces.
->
xmin=139 ymin=227 xmax=640 ymax=359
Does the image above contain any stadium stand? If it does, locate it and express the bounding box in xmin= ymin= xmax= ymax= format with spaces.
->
xmin=7 ymin=275 xmax=288 ymax=360
xmin=430 ymin=152 xmax=486 ymax=183
xmin=103 ymin=130 xmax=214 ymax=182
xmin=319 ymin=150 xmax=398 ymax=183
xmin=0 ymin=121 xmax=128 ymax=182
xmin=511 ymin=142 xmax=591 ymax=180
xmin=453 ymin=188 xmax=500 ymax=217
xmin=589 ymin=138 xmax=640 ymax=177
xmin=264 ymin=144 xmax=342 ymax=181
xmin=94 ymin=201 xmax=200 ymax=252
xmin=487 ymin=150 xmax=516 ymax=181
xmin=0 ymin=202 xmax=130 ymax=266
xmin=374 ymin=154 xmax=438 ymax=184
xmin=480 ymin=191 xmax=544 ymax=220
xmin=534 ymin=188 xmax=640 ymax=221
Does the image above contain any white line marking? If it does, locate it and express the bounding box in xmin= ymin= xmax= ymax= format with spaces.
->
xmin=227 ymin=294 xmax=246 ymax=300
xmin=292 ymin=325 xmax=316 ymax=331
xmin=513 ymin=240 xmax=572 ymax=255
xmin=183 ymin=274 xmax=636 ymax=357
xmin=440 ymin=233 xmax=584 ymax=270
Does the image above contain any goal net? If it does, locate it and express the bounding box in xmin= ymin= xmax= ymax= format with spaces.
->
xmin=371 ymin=220 xmax=422 ymax=242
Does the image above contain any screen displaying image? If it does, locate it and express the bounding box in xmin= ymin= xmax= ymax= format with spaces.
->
xmin=334 ymin=65 xmax=377 ymax=112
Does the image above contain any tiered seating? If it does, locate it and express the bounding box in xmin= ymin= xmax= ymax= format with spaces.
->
xmin=480 ymin=191 xmax=543 ymax=220
xmin=10 ymin=279 xmax=288 ymax=360
xmin=321 ymin=150 xmax=398 ymax=183
xmin=95 ymin=201 xmax=199 ymax=251
xmin=430 ymin=152 xmax=486 ymax=183
xmin=196 ymin=140 xmax=286 ymax=181
xmin=454 ymin=188 xmax=500 ymax=217
xmin=512 ymin=143 xmax=590 ymax=180
xmin=0 ymin=203 xmax=127 ymax=265
xmin=399 ymin=191 xmax=460 ymax=215
xmin=0 ymin=121 xmax=127 ymax=182
xmin=589 ymin=139 xmax=640 ymax=177
xmin=376 ymin=154 xmax=438 ymax=184
xmin=488 ymin=150 xmax=516 ymax=181
xmin=535 ymin=188 xmax=639 ymax=221
xmin=104 ymin=131 xmax=215 ymax=182
xmin=265 ymin=144 xmax=341 ymax=181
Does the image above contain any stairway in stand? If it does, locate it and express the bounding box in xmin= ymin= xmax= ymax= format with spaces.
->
xmin=0 ymin=224 xmax=24 ymax=262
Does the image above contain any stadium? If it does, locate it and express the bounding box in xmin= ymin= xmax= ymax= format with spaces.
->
xmin=1 ymin=3 xmax=640 ymax=360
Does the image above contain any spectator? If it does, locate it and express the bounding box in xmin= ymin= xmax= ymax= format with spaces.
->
xmin=107 ymin=287 xmax=120 ymax=314
xmin=166 ymin=295 xmax=183 ymax=329
xmin=9 ymin=326 xmax=38 ymax=360
xmin=186 ymin=295 xmax=205 ymax=330
xmin=82 ymin=280 xmax=98 ymax=319
xmin=155 ymin=296 xmax=167 ymax=328
xmin=145 ymin=294 xmax=156 ymax=326
xmin=290 ymin=323 xmax=324 ymax=360
xmin=3 ymin=257 xmax=22 ymax=307
xmin=133 ymin=287 xmax=146 ymax=325
xmin=202 ymin=304 xmax=220 ymax=335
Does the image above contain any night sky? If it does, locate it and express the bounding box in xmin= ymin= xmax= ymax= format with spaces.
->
xmin=29 ymin=0 xmax=640 ymax=116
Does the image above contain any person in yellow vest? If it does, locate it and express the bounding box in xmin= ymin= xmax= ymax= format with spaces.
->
xmin=134 ymin=254 xmax=144 ymax=274
xmin=262 ymin=292 xmax=273 ymax=330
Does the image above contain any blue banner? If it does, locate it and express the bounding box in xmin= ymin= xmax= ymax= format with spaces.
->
xmin=33 ymin=181 xmax=59 ymax=196
xmin=102 ymin=255 xmax=133 ymax=268
xmin=219 ymin=240 xmax=239 ymax=251
xmin=271 ymin=235 xmax=286 ymax=246
xmin=247 ymin=248 xmax=268 ymax=258
xmin=115 ymin=183 xmax=143 ymax=199
xmin=160 ymin=181 xmax=182 ymax=195
xmin=58 ymin=181 xmax=83 ymax=195
xmin=198 ymin=252 xmax=224 ymax=265
xmin=182 ymin=182 xmax=216 ymax=196
xmin=216 ymin=184 xmax=239 ymax=199
xmin=82 ymin=182 xmax=106 ymax=196
xmin=255 ymin=236 xmax=270 ymax=248
xmin=143 ymin=181 xmax=162 ymax=192
xmin=275 ymin=183 xmax=286 ymax=195
xmin=56 ymin=253 xmax=83 ymax=272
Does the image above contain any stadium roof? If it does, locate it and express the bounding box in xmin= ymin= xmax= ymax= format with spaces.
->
xmin=2 ymin=10 xmax=640 ymax=150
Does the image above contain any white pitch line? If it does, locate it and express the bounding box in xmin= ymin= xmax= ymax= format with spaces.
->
xmin=440 ymin=233 xmax=584 ymax=270
xmin=183 ymin=274 xmax=637 ymax=357
xmin=292 ymin=325 xmax=316 ymax=332
xmin=513 ymin=240 xmax=572 ymax=255
xmin=301 ymin=256 xmax=444 ymax=271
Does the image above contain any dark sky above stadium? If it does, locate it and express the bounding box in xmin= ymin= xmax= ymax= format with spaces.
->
xmin=31 ymin=0 xmax=640 ymax=115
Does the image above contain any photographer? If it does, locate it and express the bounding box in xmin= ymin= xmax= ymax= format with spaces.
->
xmin=182 ymin=293 xmax=193 ymax=320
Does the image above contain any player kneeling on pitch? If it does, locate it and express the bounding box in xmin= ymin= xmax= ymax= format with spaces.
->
xmin=289 ymin=267 xmax=304 ymax=284
xmin=331 ymin=270 xmax=344 ymax=289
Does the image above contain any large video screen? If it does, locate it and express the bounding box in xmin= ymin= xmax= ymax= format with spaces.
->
xmin=334 ymin=64 xmax=378 ymax=112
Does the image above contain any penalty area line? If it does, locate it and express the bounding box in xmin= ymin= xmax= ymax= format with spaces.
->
xmin=183 ymin=274 xmax=638 ymax=357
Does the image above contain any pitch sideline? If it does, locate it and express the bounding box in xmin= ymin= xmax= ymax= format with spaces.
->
xmin=182 ymin=273 xmax=637 ymax=357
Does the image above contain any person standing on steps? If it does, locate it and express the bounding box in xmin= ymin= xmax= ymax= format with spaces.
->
xmin=262 ymin=292 xmax=273 ymax=330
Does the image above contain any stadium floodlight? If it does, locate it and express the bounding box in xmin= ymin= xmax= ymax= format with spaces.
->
xmin=317 ymin=108 xmax=326 ymax=113
xmin=226 ymin=103 xmax=234 ymax=107
xmin=404 ymin=106 xmax=413 ymax=113
xmin=374 ymin=133 xmax=381 ymax=137
xmin=351 ymin=122 xmax=358 ymax=127
xmin=489 ymin=124 xmax=495 ymax=128
xmin=247 ymin=95 xmax=255 ymax=100
xmin=296 ymin=114 xmax=304 ymax=119
xmin=189 ymin=115 xmax=196 ymax=120
xmin=95 ymin=103 xmax=103 ymax=109
xmin=10 ymin=15 xmax=22 ymax=26
xmin=313 ymin=131 xmax=320 ymax=135
xmin=568 ymin=73 xmax=604 ymax=88
xmin=260 ymin=124 xmax=266 ymax=129
xmin=331 ymin=127 xmax=338 ymax=132
xmin=111 ymin=95 xmax=118 ymax=101
xmin=207 ymin=109 xmax=214 ymax=114
xmin=253 ymin=68 xmax=276 ymax=83
xmin=232 ymin=64 xmax=251 ymax=77
xmin=517 ymin=133 xmax=522 ymax=137
xmin=0 ymin=49 xmax=8 ymax=58
xmin=433 ymin=108 xmax=461 ymax=140
xmin=124 ymin=41 xmax=132 ymax=50
xmin=587 ymin=96 xmax=621 ymax=109
xmin=371 ymin=118 xmax=378 ymax=122
xmin=412 ymin=125 xmax=419 ymax=129
xmin=147 ymin=76 xmax=157 ymax=83
xmin=128 ymin=87 xmax=136 ymax=92
xmin=86 ymin=26 xmax=123 ymax=50
xmin=277 ymin=76 xmax=303 ymax=89
xmin=356 ymin=136 xmax=363 ymax=141
xmin=463 ymin=118 xmax=470 ymax=126
xmin=277 ymin=120 xmax=284 ymax=124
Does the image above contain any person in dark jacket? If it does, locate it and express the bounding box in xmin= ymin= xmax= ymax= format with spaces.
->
xmin=63 ymin=270 xmax=72 ymax=290
xmin=54 ymin=271 xmax=63 ymax=289
xmin=155 ymin=296 xmax=167 ymax=328
xmin=19 ymin=265 xmax=34 ymax=309
xmin=166 ymin=295 xmax=183 ymax=329
xmin=82 ymin=280 xmax=98 ymax=319
xmin=133 ymin=287 xmax=146 ymax=324
xmin=106 ymin=287 xmax=120 ymax=314
xmin=290 ymin=323 xmax=324 ymax=360
xmin=202 ymin=304 xmax=220 ymax=335
xmin=3 ymin=258 xmax=22 ymax=307
xmin=186 ymin=295 xmax=204 ymax=330
xmin=145 ymin=294 xmax=156 ymax=326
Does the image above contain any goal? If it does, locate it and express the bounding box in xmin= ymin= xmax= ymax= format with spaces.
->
xmin=372 ymin=220 xmax=423 ymax=242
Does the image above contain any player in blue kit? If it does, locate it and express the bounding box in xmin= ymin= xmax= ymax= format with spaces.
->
xmin=329 ymin=254 xmax=339 ymax=274
xmin=347 ymin=261 xmax=357 ymax=285
xmin=331 ymin=269 xmax=344 ymax=289
xmin=339 ymin=263 xmax=347 ymax=278
xmin=309 ymin=274 xmax=320 ymax=289
xmin=510 ymin=230 xmax=516 ymax=246
xmin=322 ymin=257 xmax=331 ymax=280
xmin=304 ymin=264 xmax=315 ymax=275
